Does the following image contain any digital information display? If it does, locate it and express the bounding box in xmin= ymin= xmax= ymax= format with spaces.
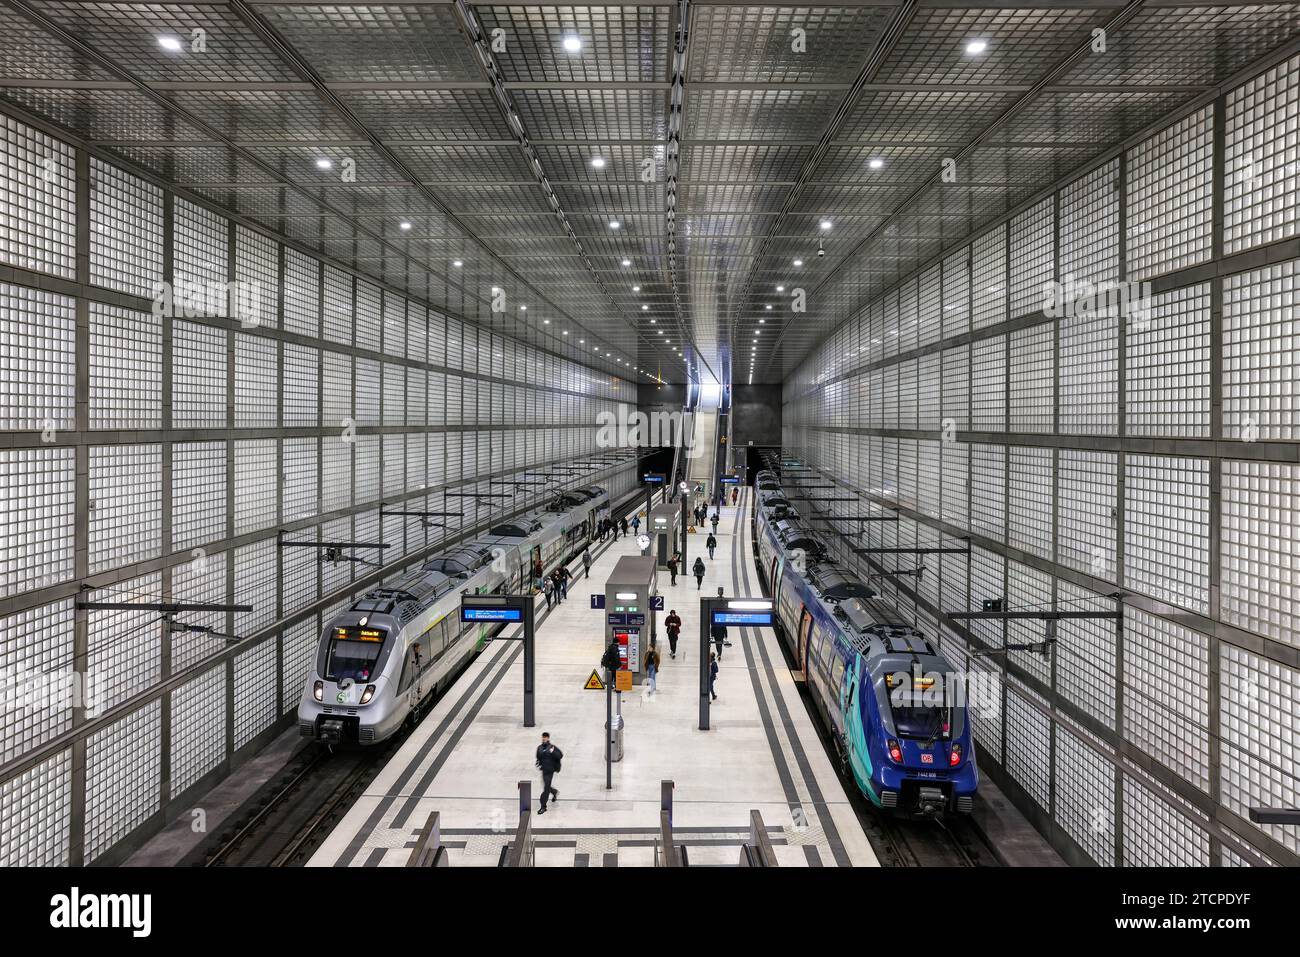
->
xmin=461 ymin=607 xmax=524 ymax=622
xmin=334 ymin=626 xmax=384 ymax=642
xmin=642 ymin=473 xmax=666 ymax=484
xmin=721 ymin=476 xmax=741 ymax=485
xmin=711 ymin=610 xmax=774 ymax=626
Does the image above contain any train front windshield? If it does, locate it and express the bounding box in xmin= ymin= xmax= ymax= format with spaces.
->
xmin=325 ymin=637 xmax=384 ymax=682
xmin=888 ymin=690 xmax=951 ymax=739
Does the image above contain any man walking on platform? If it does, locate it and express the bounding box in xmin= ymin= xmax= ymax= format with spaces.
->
xmin=535 ymin=732 xmax=563 ymax=815
xmin=666 ymin=552 xmax=679 ymax=585
xmin=581 ymin=547 xmax=592 ymax=579
xmin=665 ymin=609 xmax=682 ymax=658
xmin=692 ymin=556 xmax=706 ymax=590
xmin=706 ymin=532 xmax=717 ymax=560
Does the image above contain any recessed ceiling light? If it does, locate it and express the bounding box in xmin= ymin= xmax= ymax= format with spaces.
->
xmin=759 ymin=319 xmax=766 ymax=324
xmin=609 ymin=220 xmax=621 ymax=230
xmin=563 ymin=35 xmax=583 ymax=53
xmin=649 ymin=319 xmax=656 ymax=324
xmin=452 ymin=259 xmax=463 ymax=267
xmin=591 ymin=156 xmax=606 ymax=169
xmin=776 ymin=285 xmax=785 ymax=292
xmin=819 ymin=220 xmax=832 ymax=230
xmin=580 ymin=339 xmax=585 ymax=344
xmin=657 ymin=330 xmax=664 ymax=335
xmin=965 ymin=39 xmax=987 ymax=55
xmin=765 ymin=304 xmax=772 ymax=310
xmin=399 ymin=221 xmax=412 ymax=231
xmin=642 ymin=304 xmax=649 ymax=311
xmin=869 ymin=158 xmax=884 ymax=170
xmin=622 ymin=259 xmax=631 ymax=267
xmin=543 ymin=319 xmax=550 ymax=324
xmin=158 ymin=35 xmax=183 ymax=52
xmin=632 ymin=285 xmax=641 ymax=292
xmin=520 ymin=305 xmax=527 ymax=311
xmin=315 ymin=157 xmax=333 ymax=170
xmin=793 ymin=259 xmax=803 ymax=267
xmin=562 ymin=330 xmax=568 ymax=335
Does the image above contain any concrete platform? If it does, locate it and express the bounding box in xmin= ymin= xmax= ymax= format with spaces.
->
xmin=312 ymin=488 xmax=879 ymax=867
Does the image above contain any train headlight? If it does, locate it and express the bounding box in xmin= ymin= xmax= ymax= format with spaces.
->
xmin=949 ymin=743 xmax=962 ymax=767
xmin=313 ymin=680 xmax=324 ymax=702
xmin=887 ymin=738 xmax=903 ymax=763
xmin=359 ymin=684 xmax=376 ymax=705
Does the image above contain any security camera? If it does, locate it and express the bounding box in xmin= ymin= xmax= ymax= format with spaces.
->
xmin=817 ymin=245 xmax=826 ymax=258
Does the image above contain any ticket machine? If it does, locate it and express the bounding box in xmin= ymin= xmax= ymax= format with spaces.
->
xmin=603 ymin=555 xmax=658 ymax=684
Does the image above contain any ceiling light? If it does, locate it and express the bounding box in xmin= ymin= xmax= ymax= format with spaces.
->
xmin=657 ymin=330 xmax=664 ymax=335
xmin=580 ymin=339 xmax=585 ymax=343
xmin=399 ymin=221 xmax=412 ymax=231
xmin=591 ymin=156 xmax=606 ymax=169
xmin=543 ymin=319 xmax=550 ymax=324
xmin=642 ymin=304 xmax=649 ymax=311
xmin=869 ymin=158 xmax=884 ymax=170
xmin=765 ymin=304 xmax=772 ymax=310
xmin=562 ymin=330 xmax=568 ymax=335
xmin=632 ymin=285 xmax=640 ymax=291
xmin=622 ymin=259 xmax=631 ymax=267
xmin=965 ymin=39 xmax=988 ymax=55
xmin=793 ymin=259 xmax=803 ymax=267
xmin=609 ymin=220 xmax=621 ymax=230
xmin=158 ymin=35 xmax=183 ymax=52
xmin=819 ymin=220 xmax=832 ymax=230
xmin=649 ymin=318 xmax=656 ymax=324
xmin=452 ymin=259 xmax=463 ymax=267
xmin=315 ymin=157 xmax=333 ymax=170
xmin=519 ymin=305 xmax=527 ymax=311
xmin=759 ymin=319 xmax=766 ymax=324
xmin=776 ymin=285 xmax=785 ymax=292
xmin=563 ymin=35 xmax=583 ymax=53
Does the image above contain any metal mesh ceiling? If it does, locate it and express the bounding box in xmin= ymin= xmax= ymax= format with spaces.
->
xmin=0 ymin=0 xmax=1297 ymax=384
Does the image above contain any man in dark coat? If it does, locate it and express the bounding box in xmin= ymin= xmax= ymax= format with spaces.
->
xmin=535 ymin=732 xmax=563 ymax=814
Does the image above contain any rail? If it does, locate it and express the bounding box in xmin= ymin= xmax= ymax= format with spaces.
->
xmin=737 ymin=810 xmax=779 ymax=867
xmin=406 ymin=811 xmax=449 ymax=867
xmin=500 ymin=780 xmax=536 ymax=867
xmin=654 ymin=779 xmax=687 ymax=867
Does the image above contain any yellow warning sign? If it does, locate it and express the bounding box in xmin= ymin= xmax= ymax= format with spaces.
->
xmin=688 ymin=525 xmax=697 ymax=533
xmin=615 ymin=670 xmax=633 ymax=692
xmin=584 ymin=670 xmax=605 ymax=691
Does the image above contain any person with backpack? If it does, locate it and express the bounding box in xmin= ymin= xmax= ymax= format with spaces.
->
xmin=666 ymin=553 xmax=679 ymax=586
xmin=708 ymin=652 xmax=719 ymax=701
xmin=644 ymin=645 xmax=660 ymax=695
xmin=711 ymin=620 xmax=727 ymax=660
xmin=631 ymin=514 xmax=640 ymax=535
xmin=665 ymin=609 xmax=682 ymax=658
xmin=692 ymin=556 xmax=706 ymax=590
xmin=541 ymin=574 xmax=554 ymax=610
xmin=710 ymin=512 xmax=720 ymax=535
xmin=558 ymin=566 xmax=570 ymax=600
xmin=581 ymin=547 xmax=592 ymax=579
xmin=706 ymin=532 xmax=717 ymax=560
xmin=534 ymin=732 xmax=563 ymax=814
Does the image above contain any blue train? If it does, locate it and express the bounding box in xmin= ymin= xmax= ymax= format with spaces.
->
xmin=753 ymin=468 xmax=978 ymax=816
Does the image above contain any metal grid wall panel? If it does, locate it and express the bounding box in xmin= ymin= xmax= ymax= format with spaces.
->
xmin=0 ymin=115 xmax=75 ymax=278
xmin=783 ymin=47 xmax=1300 ymax=867
xmin=0 ymin=751 xmax=71 ymax=866
xmin=1 ymin=283 xmax=75 ymax=432
xmin=89 ymin=302 xmax=161 ymax=430
xmin=0 ymin=100 xmax=642 ymax=864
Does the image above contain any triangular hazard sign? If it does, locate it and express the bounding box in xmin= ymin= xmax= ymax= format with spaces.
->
xmin=584 ymin=669 xmax=605 ymax=690
xmin=688 ymin=525 xmax=697 ymax=533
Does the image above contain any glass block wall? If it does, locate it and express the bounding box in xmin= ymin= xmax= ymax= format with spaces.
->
xmin=0 ymin=114 xmax=642 ymax=865
xmin=783 ymin=57 xmax=1300 ymax=868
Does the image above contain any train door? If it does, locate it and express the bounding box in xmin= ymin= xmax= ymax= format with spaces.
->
xmin=530 ymin=544 xmax=542 ymax=582
xmin=769 ymin=557 xmax=780 ymax=601
xmin=796 ymin=607 xmax=813 ymax=681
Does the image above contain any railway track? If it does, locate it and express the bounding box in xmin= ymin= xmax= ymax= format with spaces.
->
xmin=196 ymin=738 xmax=401 ymax=867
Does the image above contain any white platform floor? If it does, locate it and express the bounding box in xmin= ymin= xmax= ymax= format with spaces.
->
xmin=311 ymin=489 xmax=879 ymax=867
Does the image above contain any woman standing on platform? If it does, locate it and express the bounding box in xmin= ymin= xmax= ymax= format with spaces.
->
xmin=645 ymin=645 xmax=660 ymax=695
